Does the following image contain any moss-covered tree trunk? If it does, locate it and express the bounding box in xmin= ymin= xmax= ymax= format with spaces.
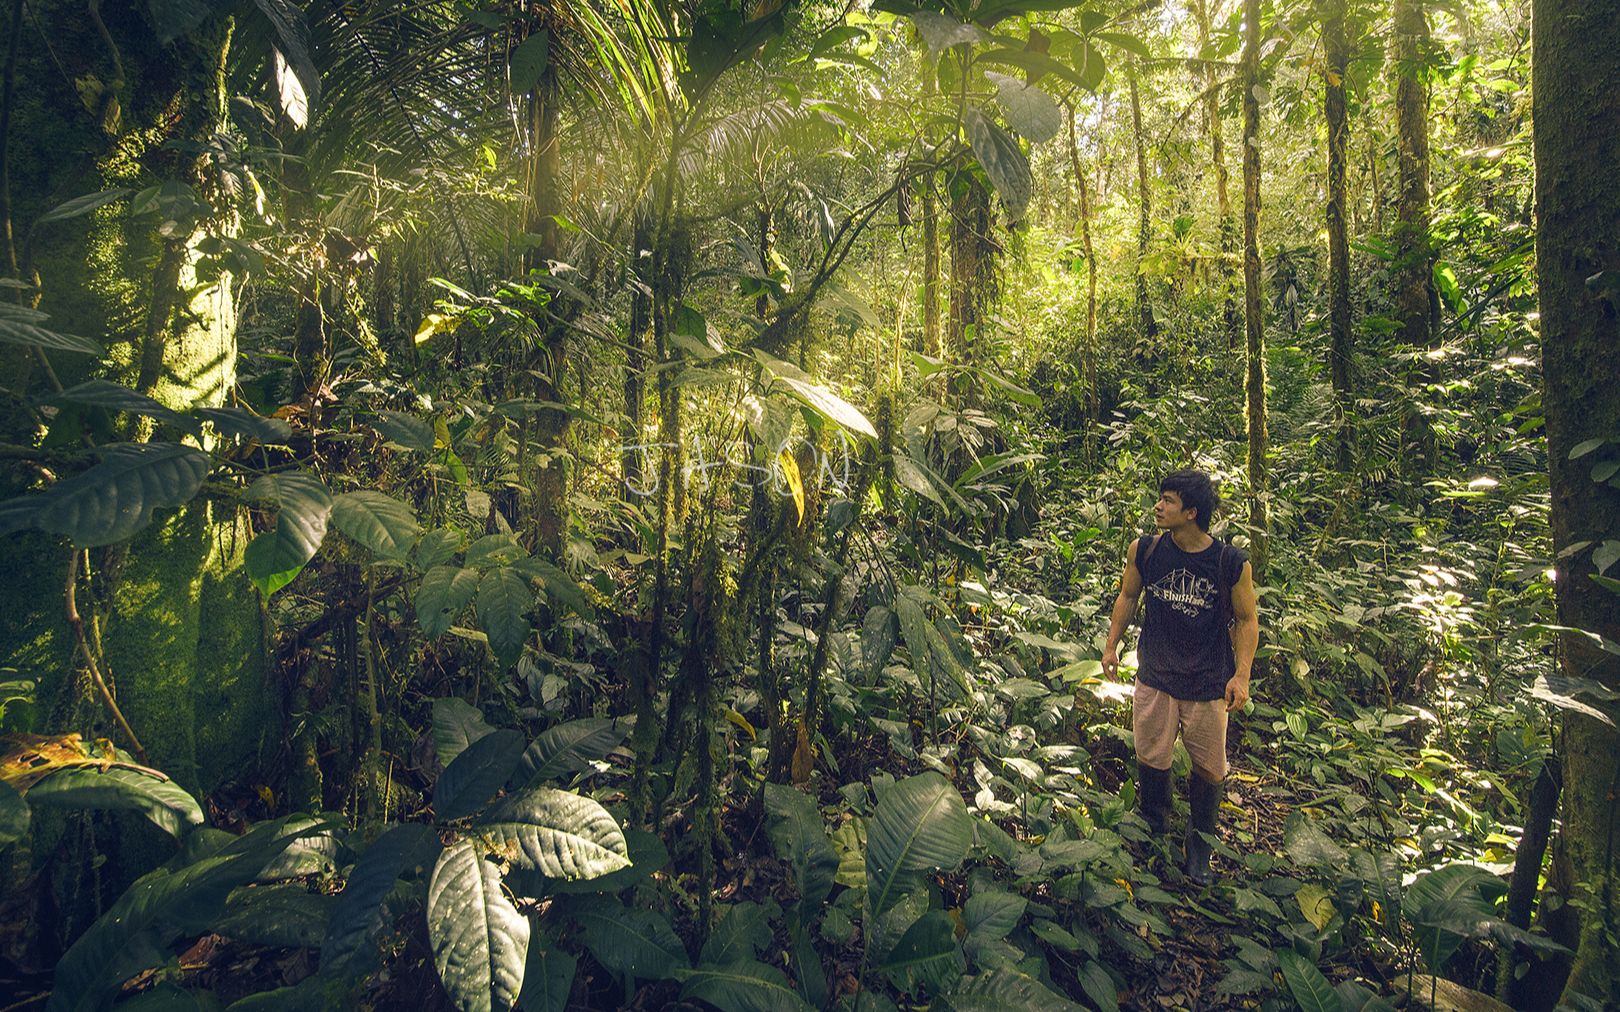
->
xmin=1533 ymin=0 xmax=1620 ymax=1003
xmin=1128 ymin=60 xmax=1158 ymax=344
xmin=1324 ymin=0 xmax=1354 ymax=470
xmin=0 ymin=5 xmax=271 ymax=794
xmin=1194 ymin=0 xmax=1238 ymax=349
xmin=1393 ymin=0 xmax=1438 ymax=466
xmin=1242 ymin=0 xmax=1269 ymax=577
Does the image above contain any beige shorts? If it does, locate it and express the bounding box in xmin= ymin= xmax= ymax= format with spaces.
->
xmin=1132 ymin=682 xmax=1229 ymax=779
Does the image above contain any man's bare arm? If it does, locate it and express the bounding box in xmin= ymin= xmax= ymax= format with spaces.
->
xmin=1226 ymin=561 xmax=1259 ymax=711
xmin=1102 ymin=539 xmax=1145 ymax=678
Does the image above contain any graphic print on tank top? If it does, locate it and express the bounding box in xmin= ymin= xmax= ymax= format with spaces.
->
xmin=1147 ymin=567 xmax=1218 ymax=618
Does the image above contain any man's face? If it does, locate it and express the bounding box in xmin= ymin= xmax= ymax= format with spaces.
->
xmin=1154 ymin=490 xmax=1197 ymax=529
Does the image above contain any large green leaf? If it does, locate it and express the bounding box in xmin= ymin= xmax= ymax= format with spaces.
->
xmin=575 ymin=903 xmax=688 ymax=983
xmin=418 ymin=566 xmax=481 ymax=641
xmin=1284 ymin=813 xmax=1348 ymax=868
xmin=432 ymin=697 xmax=496 ymax=767
xmin=0 ymin=442 xmax=211 ymax=546
xmin=245 ymin=471 xmax=333 ymax=596
xmin=677 ymin=961 xmax=814 ymax=1012
xmin=752 ymin=350 xmax=877 ymax=439
xmin=509 ymin=31 xmax=551 ymax=94
xmin=473 ymin=787 xmax=630 ymax=880
xmin=477 ymin=566 xmax=534 ymax=667
xmin=943 ymin=966 xmax=1084 ymax=1011
xmin=26 ymin=764 xmax=204 ymax=840
xmin=964 ymin=108 xmax=1031 ymax=220
xmin=0 ymin=302 xmax=103 ymax=355
xmin=435 ymin=729 xmax=526 ymax=821
xmin=1278 ymin=950 xmax=1344 ymax=1012
xmin=215 ymin=883 xmax=333 ymax=948
xmin=329 ymin=491 xmax=420 ymax=560
xmin=513 ymin=557 xmax=597 ymax=620
xmin=1077 ymin=960 xmax=1120 ymax=1012
xmin=192 ymin=406 xmax=292 ymax=445
xmin=0 ymin=778 xmax=29 ymax=845
xmin=984 ymin=71 xmax=1061 ymax=143
xmin=700 ymin=901 xmax=777 ymax=965
xmin=36 ymin=187 xmax=130 ymax=223
xmin=862 ymin=605 xmax=899 ymax=677
xmin=48 ymin=816 xmax=318 ymax=1012
xmin=54 ymin=380 xmax=198 ymax=434
xmin=763 ymin=783 xmax=838 ymax=906
xmin=879 ymin=910 xmax=964 ymax=994
xmin=963 ymin=889 xmax=1025 ymax=943
xmin=514 ymin=717 xmax=630 ymax=788
xmin=519 ymin=939 xmax=575 ymax=1012
xmin=905 ymin=10 xmax=991 ymax=57
xmin=866 ymin=772 xmax=972 ymax=916
xmin=372 ymin=410 xmax=436 ymax=452
xmin=427 ymin=840 xmax=530 ymax=1012
xmin=321 ymin=822 xmax=442 ymax=975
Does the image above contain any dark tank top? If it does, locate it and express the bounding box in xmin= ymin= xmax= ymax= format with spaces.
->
xmin=1136 ymin=533 xmax=1247 ymax=701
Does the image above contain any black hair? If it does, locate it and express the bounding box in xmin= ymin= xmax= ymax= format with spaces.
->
xmin=1159 ymin=468 xmax=1220 ymax=532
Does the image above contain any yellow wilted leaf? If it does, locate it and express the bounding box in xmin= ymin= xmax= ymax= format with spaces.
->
xmin=723 ymin=708 xmax=757 ymax=740
xmin=413 ymin=311 xmax=459 ymax=345
xmin=1371 ymin=900 xmax=1384 ymax=924
xmin=779 ymin=447 xmax=805 ymax=525
xmin=1296 ymin=882 xmax=1336 ymax=931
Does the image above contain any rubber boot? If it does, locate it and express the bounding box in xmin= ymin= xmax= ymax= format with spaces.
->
xmin=1136 ymin=763 xmax=1172 ymax=835
xmin=1184 ymin=773 xmax=1222 ymax=885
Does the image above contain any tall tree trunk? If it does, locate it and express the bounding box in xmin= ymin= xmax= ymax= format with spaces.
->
xmin=922 ymin=174 xmax=941 ymax=357
xmin=1194 ymin=0 xmax=1238 ymax=348
xmin=523 ymin=22 xmax=569 ymax=558
xmin=0 ymin=5 xmax=271 ymax=798
xmin=623 ymin=208 xmax=651 ymax=495
xmin=1242 ymin=0 xmax=1269 ymax=576
xmin=1067 ymin=109 xmax=1099 ymax=423
xmin=1324 ymin=0 xmax=1354 ymax=470
xmin=1393 ymin=0 xmax=1438 ymax=465
xmin=1128 ymin=60 xmax=1158 ymax=342
xmin=948 ymin=170 xmax=991 ymax=405
xmin=1534 ymin=0 xmax=1620 ymax=1004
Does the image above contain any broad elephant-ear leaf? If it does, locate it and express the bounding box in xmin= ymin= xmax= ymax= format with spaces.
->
xmin=417 ymin=566 xmax=480 ymax=642
xmin=329 ymin=490 xmax=420 ymax=560
xmin=1277 ymin=950 xmax=1342 ymax=1012
xmin=676 ymin=960 xmax=814 ymax=1012
xmin=514 ymin=717 xmax=629 ymax=788
xmin=432 ymin=697 xmax=496 ymax=768
xmin=0 ymin=442 xmax=211 ymax=546
xmin=472 ymin=787 xmax=630 ymax=880
xmin=321 ymin=822 xmax=441 ymax=976
xmin=477 ymin=566 xmax=534 ymax=667
xmin=866 ymin=772 xmax=972 ymax=916
xmin=435 ymin=729 xmax=525 ymax=821
xmin=245 ymin=471 xmax=333 ymax=597
xmin=904 ymin=10 xmax=992 ymax=58
xmin=427 ymin=840 xmax=529 ymax=1012
xmin=0 ymin=303 xmax=104 ymax=355
xmin=23 ymin=763 xmax=205 ymax=840
xmin=964 ymin=108 xmax=1032 ymax=221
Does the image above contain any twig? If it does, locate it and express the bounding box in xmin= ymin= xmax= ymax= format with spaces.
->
xmin=65 ymin=550 xmax=146 ymax=763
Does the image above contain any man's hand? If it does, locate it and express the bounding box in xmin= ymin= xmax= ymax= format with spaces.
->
xmin=1102 ymin=645 xmax=1120 ymax=679
xmin=1224 ymin=674 xmax=1251 ymax=713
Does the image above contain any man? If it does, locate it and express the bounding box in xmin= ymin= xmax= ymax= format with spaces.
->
xmin=1101 ymin=469 xmax=1259 ymax=885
